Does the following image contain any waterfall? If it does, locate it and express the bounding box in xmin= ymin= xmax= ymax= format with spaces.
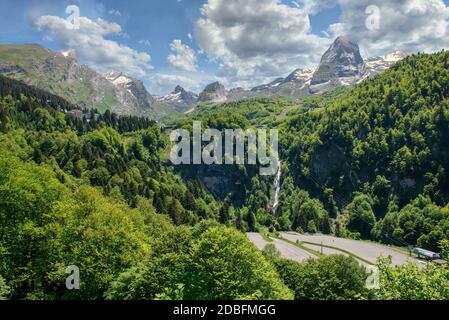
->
xmin=269 ymin=159 xmax=281 ymax=214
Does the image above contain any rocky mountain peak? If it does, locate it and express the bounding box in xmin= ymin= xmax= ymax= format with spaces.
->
xmin=284 ymin=68 xmax=314 ymax=83
xmin=174 ymin=85 xmax=184 ymax=93
xmin=319 ymin=36 xmax=364 ymax=76
xmin=173 ymin=85 xmax=197 ymax=103
xmin=332 ymin=36 xmax=361 ymax=53
xmin=198 ymin=82 xmax=227 ymax=103
xmin=204 ymin=81 xmax=225 ymax=92
xmin=103 ymin=70 xmax=134 ymax=86
xmin=310 ymin=36 xmax=366 ymax=93
xmin=154 ymin=85 xmax=199 ymax=113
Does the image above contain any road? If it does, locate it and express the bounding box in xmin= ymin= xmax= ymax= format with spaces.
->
xmin=300 ymin=242 xmax=371 ymax=267
xmin=247 ymin=233 xmax=316 ymax=263
xmin=247 ymin=232 xmax=426 ymax=268
xmin=281 ymin=232 xmax=424 ymax=267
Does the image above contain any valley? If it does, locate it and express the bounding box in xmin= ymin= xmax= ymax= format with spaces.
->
xmin=3 ymin=0 xmax=449 ymax=309
xmin=1 ymin=40 xmax=449 ymax=301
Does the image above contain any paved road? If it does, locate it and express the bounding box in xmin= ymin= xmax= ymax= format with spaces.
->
xmin=301 ymin=242 xmax=371 ymax=267
xmin=247 ymin=233 xmax=317 ymax=263
xmin=281 ymin=232 xmax=424 ymax=267
xmin=247 ymin=233 xmax=269 ymax=251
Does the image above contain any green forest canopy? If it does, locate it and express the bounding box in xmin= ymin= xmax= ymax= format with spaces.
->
xmin=0 ymin=50 xmax=449 ymax=300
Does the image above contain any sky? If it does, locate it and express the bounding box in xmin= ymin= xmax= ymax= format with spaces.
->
xmin=0 ymin=0 xmax=448 ymax=95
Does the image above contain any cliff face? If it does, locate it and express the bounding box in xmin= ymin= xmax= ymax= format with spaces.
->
xmin=198 ymin=82 xmax=227 ymax=103
xmin=103 ymin=70 xmax=156 ymax=117
xmin=309 ymin=36 xmax=366 ymax=94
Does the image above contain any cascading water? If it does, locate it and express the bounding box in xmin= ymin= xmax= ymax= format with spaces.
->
xmin=269 ymin=159 xmax=281 ymax=214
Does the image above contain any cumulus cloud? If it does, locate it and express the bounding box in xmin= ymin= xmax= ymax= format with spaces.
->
xmin=166 ymin=39 xmax=198 ymax=72
xmin=195 ymin=0 xmax=449 ymax=88
xmin=300 ymin=0 xmax=339 ymax=15
xmin=328 ymin=0 xmax=449 ymax=56
xmin=195 ymin=0 xmax=331 ymax=88
xmin=34 ymin=15 xmax=153 ymax=78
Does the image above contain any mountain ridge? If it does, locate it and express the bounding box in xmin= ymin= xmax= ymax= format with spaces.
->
xmin=154 ymin=85 xmax=198 ymax=113
xmin=0 ymin=40 xmax=407 ymax=117
xmin=187 ymin=37 xmax=407 ymax=103
xmin=0 ymin=44 xmax=161 ymax=118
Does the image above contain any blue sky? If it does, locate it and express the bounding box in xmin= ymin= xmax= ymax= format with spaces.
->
xmin=1 ymin=0 xmax=449 ymax=95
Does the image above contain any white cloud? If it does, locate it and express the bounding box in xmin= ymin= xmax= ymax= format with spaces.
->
xmin=300 ymin=0 xmax=338 ymax=15
xmin=34 ymin=15 xmax=153 ymax=78
xmin=328 ymin=0 xmax=449 ymax=57
xmin=33 ymin=0 xmax=449 ymax=95
xmin=166 ymin=39 xmax=198 ymax=72
xmin=195 ymin=0 xmax=331 ymax=88
xmin=195 ymin=0 xmax=449 ymax=88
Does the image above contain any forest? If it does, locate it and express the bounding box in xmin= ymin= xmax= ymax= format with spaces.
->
xmin=1 ymin=51 xmax=449 ymax=300
xmin=277 ymin=51 xmax=449 ymax=251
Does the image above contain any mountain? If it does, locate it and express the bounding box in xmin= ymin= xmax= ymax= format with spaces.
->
xmin=102 ymin=70 xmax=156 ymax=117
xmin=309 ymin=36 xmax=366 ymax=94
xmin=309 ymin=37 xmax=407 ymax=94
xmin=2 ymin=47 xmax=448 ymax=300
xmin=251 ymin=37 xmax=406 ymax=97
xmin=251 ymin=69 xmax=314 ymax=98
xmin=251 ymin=78 xmax=284 ymax=93
xmin=364 ymin=50 xmax=408 ymax=77
xmin=154 ymin=85 xmax=198 ymax=113
xmin=0 ymin=42 xmax=406 ymax=118
xmin=198 ymin=82 xmax=227 ymax=103
xmin=0 ymin=44 xmax=157 ymax=117
xmin=281 ymin=50 xmax=449 ymax=249
xmin=205 ymin=39 xmax=404 ymax=101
